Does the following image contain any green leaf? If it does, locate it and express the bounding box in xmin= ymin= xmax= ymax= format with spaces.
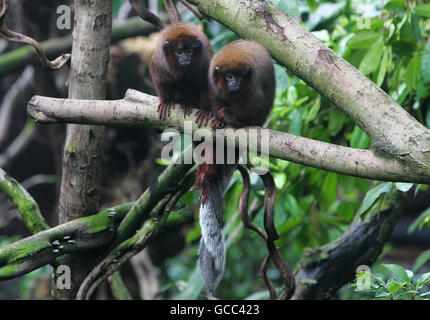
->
xmin=275 ymin=64 xmax=289 ymax=92
xmin=274 ymin=172 xmax=287 ymax=189
xmin=320 ymin=173 xmax=338 ymax=210
xmin=347 ymin=32 xmax=381 ymax=49
xmin=328 ymin=109 xmax=347 ymax=136
xmin=288 ymin=108 xmax=302 ymax=136
xmin=411 ymin=13 xmax=421 ymax=40
xmin=408 ymin=207 xmax=430 ymax=234
xmin=282 ymin=193 xmax=300 ymax=218
xmin=383 ymin=264 xmax=409 ymax=283
xmin=405 ymin=55 xmax=422 ymax=90
xmin=350 ymin=125 xmax=371 ymax=149
xmin=416 ymin=272 xmax=430 ymax=289
xmin=414 ymin=4 xmax=430 ymax=18
xmin=278 ymin=217 xmax=303 ymax=234
xmin=359 ymin=183 xmax=393 ymax=216
xmin=306 ymin=97 xmax=321 ymax=123
xmin=388 ymin=278 xmax=404 ymax=294
xmin=375 ymin=288 xmax=391 ymax=299
xmin=413 ymin=250 xmax=430 ymax=273
xmin=395 ymin=183 xmax=414 ymax=192
xmin=338 ymin=202 xmax=355 ymax=220
xmin=376 ymin=46 xmax=390 ymax=87
xmin=359 ymin=39 xmax=384 ymax=75
xmin=306 ymin=0 xmax=319 ymax=12
xmin=406 ymin=270 xmax=414 ymax=282
xmin=385 ymin=0 xmax=405 ymax=13
xmin=421 ymin=43 xmax=430 ymax=84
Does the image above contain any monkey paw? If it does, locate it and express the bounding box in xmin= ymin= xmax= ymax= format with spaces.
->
xmin=195 ymin=110 xmax=213 ymax=127
xmin=157 ymin=102 xmax=175 ymax=120
xmin=210 ymin=117 xmax=224 ymax=129
xmin=180 ymin=104 xmax=193 ymax=117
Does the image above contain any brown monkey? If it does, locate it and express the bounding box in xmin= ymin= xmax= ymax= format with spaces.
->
xmin=209 ymin=40 xmax=275 ymax=128
xmin=195 ymin=40 xmax=276 ymax=296
xmin=130 ymin=0 xmax=214 ymax=125
xmin=150 ymin=21 xmax=213 ymax=124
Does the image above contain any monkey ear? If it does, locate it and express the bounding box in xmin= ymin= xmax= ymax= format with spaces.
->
xmin=163 ymin=41 xmax=171 ymax=53
xmin=245 ymin=66 xmax=252 ymax=76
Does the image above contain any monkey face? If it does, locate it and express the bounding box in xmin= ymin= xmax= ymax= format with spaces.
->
xmin=213 ymin=65 xmax=252 ymax=95
xmin=163 ymin=37 xmax=202 ymax=68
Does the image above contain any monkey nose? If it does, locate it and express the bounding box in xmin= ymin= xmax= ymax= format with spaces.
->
xmin=228 ymin=81 xmax=240 ymax=92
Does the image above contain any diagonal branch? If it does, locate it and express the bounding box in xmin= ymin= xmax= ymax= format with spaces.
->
xmin=0 ymin=203 xmax=133 ymax=281
xmin=76 ymin=169 xmax=196 ymax=299
xmin=187 ymin=0 xmax=430 ymax=175
xmin=27 ymin=89 xmax=430 ymax=184
xmin=0 ymin=168 xmax=49 ymax=234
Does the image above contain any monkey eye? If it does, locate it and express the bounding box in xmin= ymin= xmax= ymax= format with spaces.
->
xmin=174 ymin=48 xmax=184 ymax=55
xmin=185 ymin=48 xmax=193 ymax=55
xmin=225 ymin=73 xmax=235 ymax=81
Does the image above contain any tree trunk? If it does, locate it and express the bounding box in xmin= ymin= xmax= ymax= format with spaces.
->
xmin=54 ymin=0 xmax=112 ymax=300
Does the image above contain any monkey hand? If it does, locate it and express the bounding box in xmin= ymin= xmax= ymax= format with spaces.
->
xmin=195 ymin=110 xmax=213 ymax=127
xmin=209 ymin=107 xmax=228 ymax=129
xmin=210 ymin=117 xmax=224 ymax=129
xmin=157 ymin=101 xmax=175 ymax=120
xmin=180 ymin=104 xmax=194 ymax=117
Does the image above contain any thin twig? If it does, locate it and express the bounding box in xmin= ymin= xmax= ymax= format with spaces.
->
xmin=0 ymin=0 xmax=70 ymax=69
xmin=128 ymin=0 xmax=165 ymax=30
xmin=178 ymin=0 xmax=206 ymax=20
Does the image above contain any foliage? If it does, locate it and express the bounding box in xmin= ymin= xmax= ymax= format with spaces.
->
xmin=163 ymin=0 xmax=430 ymax=300
xmin=350 ymin=263 xmax=430 ymax=300
xmin=1 ymin=0 xmax=430 ymax=300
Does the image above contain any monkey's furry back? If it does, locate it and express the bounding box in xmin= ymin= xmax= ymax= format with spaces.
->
xmin=198 ymin=164 xmax=236 ymax=295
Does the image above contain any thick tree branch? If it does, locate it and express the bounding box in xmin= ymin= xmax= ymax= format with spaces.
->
xmin=27 ymin=89 xmax=430 ymax=184
xmin=187 ymin=0 xmax=430 ymax=176
xmin=0 ymin=160 xmax=194 ymax=281
xmin=0 ymin=203 xmax=132 ymax=281
xmin=76 ymin=170 xmax=196 ymax=299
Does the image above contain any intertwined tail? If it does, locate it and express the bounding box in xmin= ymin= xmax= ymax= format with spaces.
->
xmin=198 ymin=164 xmax=235 ymax=296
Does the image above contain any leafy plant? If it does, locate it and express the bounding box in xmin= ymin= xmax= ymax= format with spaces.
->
xmin=350 ymin=264 xmax=430 ymax=300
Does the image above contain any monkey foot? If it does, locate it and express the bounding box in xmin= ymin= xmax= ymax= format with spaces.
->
xmin=157 ymin=102 xmax=175 ymax=120
xmin=195 ymin=110 xmax=213 ymax=127
xmin=210 ymin=117 xmax=225 ymax=129
xmin=180 ymin=105 xmax=193 ymax=117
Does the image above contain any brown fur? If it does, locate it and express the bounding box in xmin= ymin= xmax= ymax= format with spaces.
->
xmin=209 ymin=40 xmax=275 ymax=128
xmin=195 ymin=40 xmax=276 ymax=201
xmin=149 ymin=22 xmax=214 ymax=122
